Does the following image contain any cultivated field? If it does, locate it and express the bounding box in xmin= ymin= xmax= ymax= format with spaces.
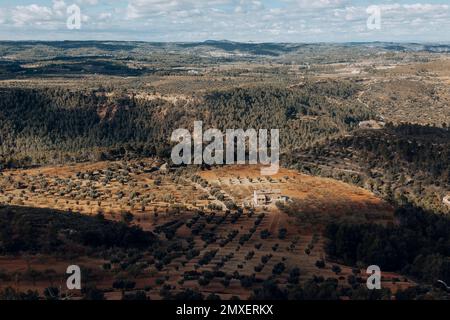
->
xmin=0 ymin=162 xmax=411 ymax=299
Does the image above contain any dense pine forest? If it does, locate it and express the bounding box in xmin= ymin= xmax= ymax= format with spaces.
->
xmin=0 ymin=81 xmax=374 ymax=169
xmin=325 ymin=205 xmax=450 ymax=285
xmin=287 ymin=124 xmax=450 ymax=213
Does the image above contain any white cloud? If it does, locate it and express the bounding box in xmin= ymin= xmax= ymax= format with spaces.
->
xmin=402 ymin=3 xmax=449 ymax=13
xmin=282 ymin=0 xmax=347 ymax=9
xmin=98 ymin=12 xmax=112 ymax=20
xmin=126 ymin=0 xmax=233 ymax=19
xmin=52 ymin=0 xmax=66 ymax=16
xmin=12 ymin=4 xmax=53 ymax=26
xmin=7 ymin=1 xmax=94 ymax=30
xmin=77 ymin=0 xmax=99 ymax=5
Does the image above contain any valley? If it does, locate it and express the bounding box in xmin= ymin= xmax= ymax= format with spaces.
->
xmin=0 ymin=41 xmax=448 ymax=300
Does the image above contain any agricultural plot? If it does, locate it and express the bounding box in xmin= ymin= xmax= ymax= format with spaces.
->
xmin=0 ymin=162 xmax=410 ymax=299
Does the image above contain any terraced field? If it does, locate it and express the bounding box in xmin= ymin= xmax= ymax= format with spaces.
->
xmin=0 ymin=162 xmax=411 ymax=299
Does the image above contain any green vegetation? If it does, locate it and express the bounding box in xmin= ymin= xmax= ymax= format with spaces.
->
xmin=325 ymin=205 xmax=450 ymax=284
xmin=288 ymin=123 xmax=450 ymax=213
xmin=0 ymin=81 xmax=373 ymax=169
xmin=0 ymin=205 xmax=156 ymax=255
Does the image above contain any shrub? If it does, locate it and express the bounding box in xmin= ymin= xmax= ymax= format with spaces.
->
xmin=315 ymin=260 xmax=326 ymax=269
xmin=82 ymin=287 xmax=105 ymax=300
xmin=288 ymin=268 xmax=300 ymax=284
xmin=206 ymin=293 xmax=221 ymax=301
xmin=278 ymin=228 xmax=287 ymax=240
xmin=121 ymin=211 xmax=134 ymax=224
xmin=173 ymin=289 xmax=204 ymax=301
xmin=240 ymin=275 xmax=255 ymax=288
xmin=220 ymin=278 xmax=230 ymax=288
xmin=260 ymin=229 xmax=271 ymax=239
xmin=272 ymin=263 xmax=285 ymax=275
xmin=332 ymin=265 xmax=342 ymax=274
xmin=198 ymin=277 xmax=210 ymax=286
xmin=245 ymin=251 xmax=255 ymax=261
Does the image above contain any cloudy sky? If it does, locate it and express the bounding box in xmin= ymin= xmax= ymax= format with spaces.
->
xmin=0 ymin=0 xmax=449 ymax=42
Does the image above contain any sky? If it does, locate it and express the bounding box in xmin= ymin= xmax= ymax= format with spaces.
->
xmin=0 ymin=0 xmax=449 ymax=42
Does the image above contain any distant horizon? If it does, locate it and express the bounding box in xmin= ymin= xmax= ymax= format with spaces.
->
xmin=1 ymin=39 xmax=450 ymax=45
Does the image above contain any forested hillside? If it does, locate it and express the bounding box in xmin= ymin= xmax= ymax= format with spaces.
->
xmin=325 ymin=205 xmax=450 ymax=286
xmin=0 ymin=81 xmax=374 ymax=169
xmin=286 ymin=124 xmax=450 ymax=212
